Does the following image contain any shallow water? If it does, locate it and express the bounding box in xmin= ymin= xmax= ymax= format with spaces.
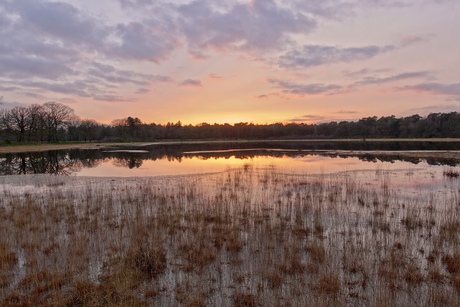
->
xmin=0 ymin=143 xmax=459 ymax=189
xmin=74 ymin=153 xmax=428 ymax=177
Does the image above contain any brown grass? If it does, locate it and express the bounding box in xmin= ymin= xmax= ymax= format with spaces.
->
xmin=1 ymin=165 xmax=460 ymax=305
xmin=315 ymin=272 xmax=340 ymax=295
xmin=233 ymin=292 xmax=257 ymax=307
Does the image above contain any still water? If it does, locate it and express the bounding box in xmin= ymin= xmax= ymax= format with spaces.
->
xmin=1 ymin=141 xmax=460 ymax=179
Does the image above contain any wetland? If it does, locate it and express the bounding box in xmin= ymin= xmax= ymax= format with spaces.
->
xmin=1 ymin=141 xmax=460 ymax=306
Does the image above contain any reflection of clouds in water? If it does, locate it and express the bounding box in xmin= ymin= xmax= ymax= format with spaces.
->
xmin=299 ymin=157 xmax=325 ymax=163
xmin=299 ymin=156 xmax=357 ymax=165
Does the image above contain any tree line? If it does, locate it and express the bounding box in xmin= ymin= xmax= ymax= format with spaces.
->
xmin=1 ymin=102 xmax=460 ymax=143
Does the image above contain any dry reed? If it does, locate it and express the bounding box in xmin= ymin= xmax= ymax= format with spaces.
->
xmin=0 ymin=165 xmax=459 ymax=306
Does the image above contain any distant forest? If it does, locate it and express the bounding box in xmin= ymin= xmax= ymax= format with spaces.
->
xmin=1 ymin=101 xmax=460 ymax=143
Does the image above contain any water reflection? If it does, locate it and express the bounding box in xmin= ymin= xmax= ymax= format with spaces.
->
xmin=0 ymin=141 xmax=459 ymax=176
xmin=0 ymin=151 xmax=100 ymax=175
xmin=327 ymin=152 xmax=458 ymax=167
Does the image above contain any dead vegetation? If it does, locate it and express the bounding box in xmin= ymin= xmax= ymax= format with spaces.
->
xmin=0 ymin=165 xmax=459 ymax=306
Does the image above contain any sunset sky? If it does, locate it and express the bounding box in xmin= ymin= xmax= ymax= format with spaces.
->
xmin=1 ymin=0 xmax=459 ymax=125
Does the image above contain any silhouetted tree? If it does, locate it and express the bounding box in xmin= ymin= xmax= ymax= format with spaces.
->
xmin=42 ymin=102 xmax=76 ymax=142
xmin=9 ymin=106 xmax=30 ymax=142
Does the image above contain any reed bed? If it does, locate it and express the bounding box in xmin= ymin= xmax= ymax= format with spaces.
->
xmin=0 ymin=165 xmax=459 ymax=306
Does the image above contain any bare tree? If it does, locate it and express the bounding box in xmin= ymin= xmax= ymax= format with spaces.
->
xmin=0 ymin=108 xmax=10 ymax=130
xmin=9 ymin=106 xmax=30 ymax=142
xmin=27 ymin=104 xmax=45 ymax=142
xmin=66 ymin=117 xmax=101 ymax=142
xmin=79 ymin=119 xmax=100 ymax=142
xmin=42 ymin=102 xmax=76 ymax=142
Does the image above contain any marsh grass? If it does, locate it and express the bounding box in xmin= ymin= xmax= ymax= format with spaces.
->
xmin=0 ymin=165 xmax=459 ymax=306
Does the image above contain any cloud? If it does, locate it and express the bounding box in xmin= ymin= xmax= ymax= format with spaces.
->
xmin=176 ymin=0 xmax=316 ymax=52
xmin=0 ymin=54 xmax=77 ymax=79
xmin=117 ymin=0 xmax=156 ymax=9
xmin=354 ymin=71 xmax=433 ymax=86
xmin=0 ymin=0 xmax=176 ymax=102
xmin=293 ymin=0 xmax=355 ymax=19
xmin=343 ymin=68 xmax=392 ymax=77
xmin=289 ymin=0 xmax=419 ymax=20
xmin=287 ymin=111 xmax=361 ymax=123
xmin=18 ymin=80 xmax=93 ymax=98
xmin=407 ymin=104 xmax=460 ymax=115
xmin=0 ymin=100 xmax=24 ymax=108
xmin=279 ymin=44 xmax=394 ymax=68
xmin=88 ymin=62 xmax=172 ymax=85
xmin=267 ymin=70 xmax=432 ymax=98
xmin=11 ymin=0 xmax=109 ymax=48
xmin=136 ymin=88 xmax=150 ymax=94
xmin=9 ymin=79 xmax=133 ymax=102
xmin=0 ymin=56 xmax=173 ymax=101
xmin=188 ymin=49 xmax=210 ymax=60
xmin=400 ymin=83 xmax=460 ymax=100
xmin=362 ymin=0 xmax=414 ymax=8
xmin=0 ymin=3 xmax=82 ymax=80
xmin=400 ymin=34 xmax=427 ymax=46
xmin=269 ymin=78 xmax=343 ymax=95
xmin=92 ymin=94 xmax=133 ymax=102
xmin=256 ymin=92 xmax=288 ymax=100
xmin=110 ymin=21 xmax=180 ymax=62
xmin=19 ymin=92 xmax=47 ymax=100
xmin=3 ymin=0 xmax=180 ymax=64
xmin=0 ymin=0 xmax=457 ymax=109
xmin=0 ymin=85 xmax=20 ymax=92
xmin=180 ymin=79 xmax=203 ymax=87
xmin=0 ymin=8 xmax=12 ymax=29
xmin=287 ymin=114 xmax=329 ymax=122
xmin=209 ymin=74 xmax=222 ymax=79
xmin=335 ymin=110 xmax=358 ymax=114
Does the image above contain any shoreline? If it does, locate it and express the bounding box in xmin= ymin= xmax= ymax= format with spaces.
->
xmin=2 ymin=138 xmax=460 ymax=154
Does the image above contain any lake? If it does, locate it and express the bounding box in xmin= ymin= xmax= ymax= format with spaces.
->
xmin=1 ymin=141 xmax=460 ymax=194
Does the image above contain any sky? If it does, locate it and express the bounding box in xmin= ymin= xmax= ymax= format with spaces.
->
xmin=0 ymin=0 xmax=459 ymax=125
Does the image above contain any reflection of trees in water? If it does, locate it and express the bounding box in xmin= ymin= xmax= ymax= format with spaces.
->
xmin=326 ymin=153 xmax=458 ymax=166
xmin=425 ymin=157 xmax=457 ymax=167
xmin=1 ymin=142 xmax=460 ymax=175
xmin=189 ymin=150 xmax=460 ymax=167
xmin=0 ymin=150 xmax=102 ymax=175
xmin=187 ymin=150 xmax=292 ymax=161
xmin=166 ymin=155 xmax=182 ymax=162
xmin=113 ymin=157 xmax=143 ymax=169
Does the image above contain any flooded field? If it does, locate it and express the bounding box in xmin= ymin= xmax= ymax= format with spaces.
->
xmin=0 ymin=142 xmax=460 ymax=305
xmin=1 ymin=141 xmax=460 ymax=178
